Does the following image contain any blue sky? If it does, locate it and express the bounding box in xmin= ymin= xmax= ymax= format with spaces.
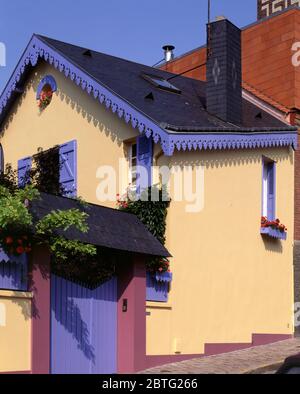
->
xmin=0 ymin=0 xmax=256 ymax=92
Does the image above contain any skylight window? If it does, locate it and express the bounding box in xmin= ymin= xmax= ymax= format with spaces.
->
xmin=142 ymin=73 xmax=181 ymax=94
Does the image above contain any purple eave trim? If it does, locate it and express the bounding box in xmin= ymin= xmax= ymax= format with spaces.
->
xmin=0 ymin=35 xmax=298 ymax=156
xmin=261 ymin=227 xmax=287 ymax=240
xmin=155 ymin=271 xmax=173 ymax=283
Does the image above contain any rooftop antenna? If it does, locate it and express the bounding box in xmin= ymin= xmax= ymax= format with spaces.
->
xmin=207 ymin=0 xmax=212 ymax=60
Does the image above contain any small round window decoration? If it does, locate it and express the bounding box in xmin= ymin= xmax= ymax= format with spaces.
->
xmin=36 ymin=75 xmax=57 ymax=110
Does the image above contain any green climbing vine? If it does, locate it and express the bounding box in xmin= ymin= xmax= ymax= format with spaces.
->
xmin=0 ymin=151 xmax=115 ymax=288
xmin=117 ymin=185 xmax=171 ymax=273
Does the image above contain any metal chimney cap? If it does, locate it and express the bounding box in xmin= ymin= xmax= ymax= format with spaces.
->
xmin=215 ymin=15 xmax=226 ymax=21
xmin=162 ymin=45 xmax=175 ymax=51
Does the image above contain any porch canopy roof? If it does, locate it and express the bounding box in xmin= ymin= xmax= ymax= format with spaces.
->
xmin=30 ymin=193 xmax=170 ymax=258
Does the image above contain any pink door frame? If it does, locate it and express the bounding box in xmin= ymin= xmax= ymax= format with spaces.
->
xmin=29 ymin=246 xmax=51 ymax=374
xmin=28 ymin=248 xmax=147 ymax=374
xmin=117 ymin=255 xmax=146 ymax=373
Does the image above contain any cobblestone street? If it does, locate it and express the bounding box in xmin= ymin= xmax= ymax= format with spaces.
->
xmin=141 ymin=338 xmax=300 ymax=374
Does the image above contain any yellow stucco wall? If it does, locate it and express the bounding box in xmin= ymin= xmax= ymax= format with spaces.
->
xmin=0 ymin=291 xmax=32 ymax=372
xmin=0 ymin=61 xmax=295 ymax=357
xmin=0 ymin=62 xmax=138 ymax=206
xmin=146 ymin=147 xmax=295 ymax=355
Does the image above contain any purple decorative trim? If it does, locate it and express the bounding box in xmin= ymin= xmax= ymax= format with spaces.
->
xmin=146 ymin=272 xmax=169 ymax=303
xmin=155 ymin=271 xmax=173 ymax=283
xmin=0 ymin=35 xmax=297 ymax=156
xmin=165 ymin=131 xmax=298 ymax=156
xmin=261 ymin=227 xmax=287 ymax=240
xmin=36 ymin=75 xmax=57 ymax=99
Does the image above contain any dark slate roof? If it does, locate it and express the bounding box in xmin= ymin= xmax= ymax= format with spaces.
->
xmin=30 ymin=193 xmax=170 ymax=258
xmin=37 ymin=35 xmax=293 ymax=132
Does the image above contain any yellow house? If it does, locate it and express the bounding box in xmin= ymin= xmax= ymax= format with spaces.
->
xmin=0 ymin=18 xmax=298 ymax=373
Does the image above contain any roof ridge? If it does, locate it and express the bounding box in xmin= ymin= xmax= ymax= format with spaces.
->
xmin=36 ymin=34 xmax=183 ymax=80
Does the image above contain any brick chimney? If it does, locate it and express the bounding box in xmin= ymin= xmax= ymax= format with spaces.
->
xmin=206 ymin=18 xmax=242 ymax=125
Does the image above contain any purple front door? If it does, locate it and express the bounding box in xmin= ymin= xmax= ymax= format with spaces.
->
xmin=50 ymin=275 xmax=117 ymax=374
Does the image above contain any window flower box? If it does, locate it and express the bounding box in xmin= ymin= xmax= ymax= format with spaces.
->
xmin=261 ymin=217 xmax=287 ymax=240
xmin=0 ymin=249 xmax=28 ymax=291
xmin=0 ymin=248 xmax=28 ymax=264
xmin=146 ymin=271 xmax=173 ymax=303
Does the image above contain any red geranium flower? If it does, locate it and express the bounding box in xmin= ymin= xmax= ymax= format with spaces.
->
xmin=5 ymin=236 xmax=13 ymax=245
xmin=16 ymin=246 xmax=25 ymax=255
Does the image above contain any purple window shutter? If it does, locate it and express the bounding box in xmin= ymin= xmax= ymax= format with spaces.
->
xmin=59 ymin=140 xmax=77 ymax=198
xmin=267 ymin=162 xmax=276 ymax=220
xmin=18 ymin=157 xmax=32 ymax=187
xmin=137 ymin=135 xmax=153 ymax=194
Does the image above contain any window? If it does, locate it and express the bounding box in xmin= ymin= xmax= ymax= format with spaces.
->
xmin=18 ymin=157 xmax=32 ymax=188
xmin=36 ymin=75 xmax=57 ymax=110
xmin=17 ymin=140 xmax=77 ymax=197
xmin=128 ymin=137 xmax=153 ymax=194
xmin=129 ymin=143 xmax=137 ymax=187
xmin=36 ymin=75 xmax=57 ymax=99
xmin=262 ymin=159 xmax=276 ymax=220
xmin=59 ymin=140 xmax=77 ymax=198
xmin=141 ymin=73 xmax=181 ymax=94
